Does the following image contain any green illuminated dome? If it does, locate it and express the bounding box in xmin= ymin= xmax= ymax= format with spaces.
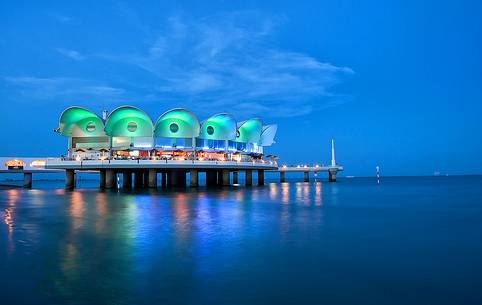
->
xmin=235 ymin=118 xmax=262 ymax=143
xmin=57 ymin=106 xmax=106 ymax=137
xmin=154 ymin=108 xmax=200 ymax=138
xmin=259 ymin=124 xmax=278 ymax=146
xmin=199 ymin=113 xmax=237 ymax=140
xmin=104 ymin=106 xmax=153 ymax=137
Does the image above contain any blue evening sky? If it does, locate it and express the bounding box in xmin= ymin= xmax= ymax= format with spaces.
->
xmin=1 ymin=0 xmax=481 ymax=176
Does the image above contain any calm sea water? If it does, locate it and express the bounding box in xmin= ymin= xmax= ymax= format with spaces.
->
xmin=1 ymin=176 xmax=482 ymax=305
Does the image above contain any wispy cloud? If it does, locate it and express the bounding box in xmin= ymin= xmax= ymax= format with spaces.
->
xmin=3 ymin=77 xmax=126 ymax=103
xmin=5 ymin=11 xmax=352 ymax=117
xmin=98 ymin=12 xmax=354 ymax=117
xmin=55 ymin=48 xmax=85 ymax=61
xmin=47 ymin=12 xmax=79 ymax=25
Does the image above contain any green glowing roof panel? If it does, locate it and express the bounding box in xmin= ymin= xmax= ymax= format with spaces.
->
xmin=199 ymin=113 xmax=237 ymax=140
xmin=154 ymin=108 xmax=200 ymax=138
xmin=235 ymin=118 xmax=262 ymax=143
xmin=57 ymin=107 xmax=106 ymax=137
xmin=104 ymin=106 xmax=153 ymax=137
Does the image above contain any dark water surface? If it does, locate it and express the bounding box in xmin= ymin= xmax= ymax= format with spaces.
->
xmin=1 ymin=176 xmax=482 ymax=305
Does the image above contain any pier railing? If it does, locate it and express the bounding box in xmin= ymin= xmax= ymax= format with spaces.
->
xmin=45 ymin=158 xmax=278 ymax=170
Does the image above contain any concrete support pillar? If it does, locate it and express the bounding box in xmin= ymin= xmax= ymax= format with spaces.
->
xmin=105 ymin=169 xmax=116 ymax=189
xmin=143 ymin=170 xmax=149 ymax=187
xmin=123 ymin=170 xmax=132 ymax=188
xmin=23 ymin=172 xmax=32 ymax=188
xmin=148 ymin=169 xmax=157 ymax=188
xmin=245 ymin=170 xmax=253 ymax=186
xmin=190 ymin=169 xmax=198 ymax=187
xmin=167 ymin=170 xmax=174 ymax=187
xmin=66 ymin=169 xmax=75 ymax=189
xmin=177 ymin=171 xmax=187 ymax=187
xmin=232 ymin=171 xmax=239 ymax=184
xmin=328 ymin=169 xmax=337 ymax=182
xmin=161 ymin=172 xmax=167 ymax=188
xmin=304 ymin=171 xmax=309 ymax=182
xmin=170 ymin=170 xmax=178 ymax=187
xmin=206 ymin=170 xmax=218 ymax=186
xmin=258 ymin=170 xmax=265 ymax=186
xmin=134 ymin=170 xmax=144 ymax=188
xmin=217 ymin=170 xmax=223 ymax=186
xmin=280 ymin=171 xmax=286 ymax=183
xmin=222 ymin=169 xmax=230 ymax=186
xmin=168 ymin=170 xmax=186 ymax=187
xmin=99 ymin=169 xmax=106 ymax=188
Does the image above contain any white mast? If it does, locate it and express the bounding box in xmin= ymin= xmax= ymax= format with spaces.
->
xmin=331 ymin=139 xmax=336 ymax=166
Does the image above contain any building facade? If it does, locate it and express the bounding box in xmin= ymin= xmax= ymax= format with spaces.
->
xmin=56 ymin=106 xmax=277 ymax=162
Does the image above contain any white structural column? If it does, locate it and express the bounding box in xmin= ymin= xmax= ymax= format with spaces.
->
xmin=331 ymin=139 xmax=336 ymax=166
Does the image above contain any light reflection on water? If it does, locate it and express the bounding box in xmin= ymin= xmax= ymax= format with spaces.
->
xmin=2 ymin=177 xmax=482 ymax=305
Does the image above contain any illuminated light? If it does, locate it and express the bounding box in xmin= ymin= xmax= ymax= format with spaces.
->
xmin=282 ymin=165 xmax=287 ymax=168
xmin=30 ymin=160 xmax=46 ymax=168
xmin=5 ymin=159 xmax=26 ymax=170
xmin=129 ymin=150 xmax=140 ymax=157
xmin=315 ymin=164 xmax=319 ymax=168
xmin=75 ymin=155 xmax=81 ymax=161
xmin=296 ymin=165 xmax=300 ymax=168
xmin=99 ymin=156 xmax=106 ymax=161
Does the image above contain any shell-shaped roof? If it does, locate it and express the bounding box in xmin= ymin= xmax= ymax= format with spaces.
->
xmin=235 ymin=118 xmax=262 ymax=143
xmin=154 ymin=108 xmax=200 ymax=138
xmin=104 ymin=106 xmax=153 ymax=137
xmin=57 ymin=106 xmax=106 ymax=137
xmin=259 ymin=124 xmax=278 ymax=146
xmin=199 ymin=113 xmax=236 ymax=140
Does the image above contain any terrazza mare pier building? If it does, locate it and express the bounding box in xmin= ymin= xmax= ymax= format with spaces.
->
xmin=46 ymin=106 xmax=279 ymax=189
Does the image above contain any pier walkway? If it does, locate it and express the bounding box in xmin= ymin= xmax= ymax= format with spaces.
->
xmin=0 ymin=157 xmax=343 ymax=189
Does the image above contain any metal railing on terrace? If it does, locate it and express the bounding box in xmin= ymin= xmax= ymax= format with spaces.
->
xmin=47 ymin=157 xmax=278 ymax=166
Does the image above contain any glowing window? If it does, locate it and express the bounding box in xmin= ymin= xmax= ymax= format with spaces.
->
xmin=127 ymin=121 xmax=137 ymax=132
xmin=86 ymin=122 xmax=96 ymax=132
xmin=169 ymin=123 xmax=179 ymax=133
